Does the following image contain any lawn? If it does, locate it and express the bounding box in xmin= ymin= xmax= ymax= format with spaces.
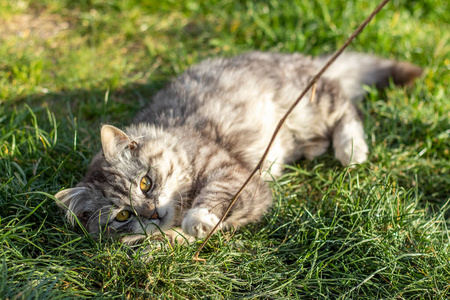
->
xmin=1 ymin=0 xmax=449 ymax=298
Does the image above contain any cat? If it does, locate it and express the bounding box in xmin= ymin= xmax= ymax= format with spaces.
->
xmin=54 ymin=51 xmax=422 ymax=245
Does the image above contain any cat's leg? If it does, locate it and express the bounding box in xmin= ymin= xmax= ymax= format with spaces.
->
xmin=302 ymin=137 xmax=330 ymax=161
xmin=332 ymin=106 xmax=368 ymax=166
xmin=182 ymin=166 xmax=272 ymax=238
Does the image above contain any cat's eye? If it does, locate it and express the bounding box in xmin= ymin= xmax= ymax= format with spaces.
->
xmin=115 ymin=210 xmax=131 ymax=222
xmin=140 ymin=176 xmax=152 ymax=193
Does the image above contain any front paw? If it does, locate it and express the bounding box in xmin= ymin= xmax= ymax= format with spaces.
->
xmin=335 ymin=138 xmax=368 ymax=166
xmin=182 ymin=208 xmax=222 ymax=238
xmin=163 ymin=228 xmax=196 ymax=245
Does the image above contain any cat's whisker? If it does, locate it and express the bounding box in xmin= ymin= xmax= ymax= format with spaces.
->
xmin=175 ymin=191 xmax=185 ymax=212
xmin=86 ymin=205 xmax=113 ymax=226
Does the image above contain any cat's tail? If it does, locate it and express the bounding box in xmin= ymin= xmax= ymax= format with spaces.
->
xmin=318 ymin=52 xmax=423 ymax=101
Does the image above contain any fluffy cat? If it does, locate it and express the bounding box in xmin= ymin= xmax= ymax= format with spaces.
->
xmin=55 ymin=51 xmax=422 ymax=244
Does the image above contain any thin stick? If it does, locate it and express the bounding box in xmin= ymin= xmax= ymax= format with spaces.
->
xmin=310 ymin=83 xmax=317 ymax=103
xmin=193 ymin=0 xmax=391 ymax=261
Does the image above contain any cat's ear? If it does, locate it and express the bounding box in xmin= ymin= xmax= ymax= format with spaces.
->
xmin=101 ymin=125 xmax=136 ymax=162
xmin=54 ymin=187 xmax=91 ymax=226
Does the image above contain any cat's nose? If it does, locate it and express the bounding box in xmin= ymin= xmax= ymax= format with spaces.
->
xmin=139 ymin=208 xmax=159 ymax=220
xmin=150 ymin=210 xmax=159 ymax=219
xmin=137 ymin=203 xmax=159 ymax=220
xmin=147 ymin=202 xmax=156 ymax=212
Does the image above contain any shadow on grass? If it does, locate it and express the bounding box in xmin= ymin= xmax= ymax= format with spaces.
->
xmin=12 ymin=80 xmax=169 ymax=124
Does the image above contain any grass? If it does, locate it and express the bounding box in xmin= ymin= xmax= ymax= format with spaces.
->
xmin=1 ymin=0 xmax=449 ymax=298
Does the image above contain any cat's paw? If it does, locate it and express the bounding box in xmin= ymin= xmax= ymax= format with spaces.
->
xmin=182 ymin=208 xmax=222 ymax=238
xmin=163 ymin=228 xmax=196 ymax=245
xmin=335 ymin=138 xmax=368 ymax=166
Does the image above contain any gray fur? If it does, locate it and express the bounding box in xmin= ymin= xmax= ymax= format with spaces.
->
xmin=55 ymin=51 xmax=422 ymax=244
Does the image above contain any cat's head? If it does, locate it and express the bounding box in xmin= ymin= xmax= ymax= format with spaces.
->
xmin=55 ymin=124 xmax=192 ymax=244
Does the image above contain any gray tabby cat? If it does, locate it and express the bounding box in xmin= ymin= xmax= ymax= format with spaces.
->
xmin=55 ymin=51 xmax=422 ymax=244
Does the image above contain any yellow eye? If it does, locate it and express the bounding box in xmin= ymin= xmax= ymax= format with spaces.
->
xmin=115 ymin=210 xmax=131 ymax=222
xmin=140 ymin=176 xmax=152 ymax=193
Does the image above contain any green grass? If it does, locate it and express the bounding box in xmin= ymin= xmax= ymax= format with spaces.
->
xmin=1 ymin=0 xmax=449 ymax=298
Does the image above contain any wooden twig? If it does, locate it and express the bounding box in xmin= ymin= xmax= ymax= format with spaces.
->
xmin=193 ymin=0 xmax=391 ymax=261
xmin=309 ymin=83 xmax=317 ymax=103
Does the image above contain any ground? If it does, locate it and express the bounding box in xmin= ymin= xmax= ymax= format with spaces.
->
xmin=0 ymin=0 xmax=449 ymax=298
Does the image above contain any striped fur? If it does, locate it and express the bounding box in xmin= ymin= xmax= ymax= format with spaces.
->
xmin=55 ymin=51 xmax=422 ymax=244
